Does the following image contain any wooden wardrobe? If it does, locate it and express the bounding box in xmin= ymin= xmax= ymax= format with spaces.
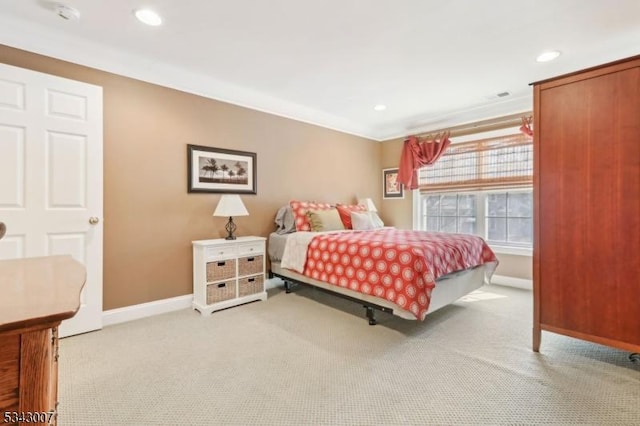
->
xmin=532 ymin=55 xmax=640 ymax=354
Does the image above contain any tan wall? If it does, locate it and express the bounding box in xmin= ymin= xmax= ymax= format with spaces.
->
xmin=0 ymin=45 xmax=382 ymax=310
xmin=494 ymin=253 xmax=532 ymax=280
xmin=379 ymin=137 xmax=413 ymax=229
xmin=380 ymin=137 xmax=532 ymax=280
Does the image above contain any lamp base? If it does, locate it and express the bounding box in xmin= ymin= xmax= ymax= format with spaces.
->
xmin=224 ymin=216 xmax=237 ymax=240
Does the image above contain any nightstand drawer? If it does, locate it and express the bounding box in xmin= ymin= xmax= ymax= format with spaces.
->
xmin=205 ymin=245 xmax=236 ymax=260
xmin=238 ymin=275 xmax=264 ymax=297
xmin=206 ymin=281 xmax=236 ymax=304
xmin=206 ymin=259 xmax=236 ymax=282
xmin=237 ymin=241 xmax=263 ymax=256
xmin=238 ymin=255 xmax=263 ymax=276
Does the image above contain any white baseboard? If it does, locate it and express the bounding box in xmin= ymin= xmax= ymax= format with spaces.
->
xmin=103 ymin=280 xmax=284 ymax=326
xmin=101 ymin=276 xmax=527 ymax=327
xmin=490 ymin=275 xmax=532 ymax=290
xmin=102 ymin=294 xmax=193 ymax=327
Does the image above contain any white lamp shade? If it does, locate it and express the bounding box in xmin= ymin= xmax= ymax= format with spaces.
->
xmin=213 ymin=194 xmax=249 ymax=217
xmin=357 ymin=198 xmax=377 ymax=212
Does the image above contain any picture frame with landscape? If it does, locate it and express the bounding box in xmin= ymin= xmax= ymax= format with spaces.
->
xmin=187 ymin=144 xmax=257 ymax=194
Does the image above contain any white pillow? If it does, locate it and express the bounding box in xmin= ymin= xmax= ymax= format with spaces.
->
xmin=351 ymin=211 xmax=384 ymax=230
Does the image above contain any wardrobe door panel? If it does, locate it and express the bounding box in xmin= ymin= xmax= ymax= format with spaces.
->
xmin=536 ymin=57 xmax=640 ymax=351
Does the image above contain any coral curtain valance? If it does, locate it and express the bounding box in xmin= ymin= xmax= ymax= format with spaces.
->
xmin=519 ymin=116 xmax=533 ymax=137
xmin=398 ymin=132 xmax=451 ymax=190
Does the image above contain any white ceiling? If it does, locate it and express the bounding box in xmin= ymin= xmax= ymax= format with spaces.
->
xmin=1 ymin=0 xmax=639 ymax=141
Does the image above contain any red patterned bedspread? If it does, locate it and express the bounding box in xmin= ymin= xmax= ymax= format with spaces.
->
xmin=302 ymin=229 xmax=498 ymax=320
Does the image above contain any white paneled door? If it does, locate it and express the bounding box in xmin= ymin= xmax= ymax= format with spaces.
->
xmin=0 ymin=63 xmax=103 ymax=337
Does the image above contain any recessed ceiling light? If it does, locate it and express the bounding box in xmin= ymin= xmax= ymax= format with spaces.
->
xmin=373 ymin=104 xmax=387 ymax=111
xmin=536 ymin=50 xmax=561 ymax=62
xmin=134 ymin=9 xmax=162 ymax=26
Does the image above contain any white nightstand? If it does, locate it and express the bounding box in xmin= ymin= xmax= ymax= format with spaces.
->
xmin=192 ymin=236 xmax=267 ymax=315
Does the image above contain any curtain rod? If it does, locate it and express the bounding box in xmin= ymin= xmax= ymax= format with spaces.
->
xmin=411 ymin=111 xmax=533 ymax=139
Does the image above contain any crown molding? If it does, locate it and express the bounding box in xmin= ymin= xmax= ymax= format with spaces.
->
xmin=0 ymin=15 xmax=378 ymax=140
xmin=377 ymin=93 xmax=533 ymax=142
xmin=0 ymin=15 xmax=541 ymax=142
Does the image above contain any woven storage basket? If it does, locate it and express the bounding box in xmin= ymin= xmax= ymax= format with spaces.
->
xmin=206 ymin=259 xmax=236 ymax=282
xmin=238 ymin=255 xmax=263 ymax=276
xmin=238 ymin=275 xmax=264 ymax=297
xmin=207 ymin=281 xmax=236 ymax=304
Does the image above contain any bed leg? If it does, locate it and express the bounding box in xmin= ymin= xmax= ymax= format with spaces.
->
xmin=365 ymin=306 xmax=377 ymax=326
xmin=630 ymin=353 xmax=640 ymax=363
xmin=284 ymin=281 xmax=292 ymax=294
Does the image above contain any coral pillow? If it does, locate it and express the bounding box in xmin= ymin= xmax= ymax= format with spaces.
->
xmin=336 ymin=204 xmax=367 ymax=229
xmin=289 ymin=200 xmax=333 ymax=231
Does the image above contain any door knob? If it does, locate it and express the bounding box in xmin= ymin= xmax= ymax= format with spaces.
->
xmin=89 ymin=217 xmax=100 ymax=225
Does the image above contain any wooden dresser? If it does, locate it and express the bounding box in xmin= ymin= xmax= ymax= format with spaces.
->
xmin=532 ymin=55 xmax=640 ymax=354
xmin=0 ymin=256 xmax=86 ymax=425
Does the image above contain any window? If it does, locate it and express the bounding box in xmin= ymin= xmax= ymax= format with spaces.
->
xmin=486 ymin=191 xmax=533 ymax=247
xmin=418 ymin=189 xmax=533 ymax=250
xmin=415 ymin=129 xmax=533 ymax=252
xmin=424 ymin=194 xmax=477 ymax=234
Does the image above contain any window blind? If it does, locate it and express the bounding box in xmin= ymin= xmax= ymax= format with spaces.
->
xmin=418 ymin=133 xmax=532 ymax=192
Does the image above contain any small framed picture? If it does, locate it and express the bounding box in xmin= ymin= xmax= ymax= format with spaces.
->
xmin=187 ymin=144 xmax=257 ymax=194
xmin=383 ymin=168 xmax=404 ymax=199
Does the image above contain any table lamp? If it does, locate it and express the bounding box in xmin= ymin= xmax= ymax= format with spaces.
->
xmin=213 ymin=195 xmax=248 ymax=240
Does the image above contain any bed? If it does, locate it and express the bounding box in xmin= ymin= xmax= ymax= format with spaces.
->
xmin=268 ymin=203 xmax=498 ymax=324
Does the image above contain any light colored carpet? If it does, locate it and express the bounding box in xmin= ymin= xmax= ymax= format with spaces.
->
xmin=58 ymin=284 xmax=640 ymax=425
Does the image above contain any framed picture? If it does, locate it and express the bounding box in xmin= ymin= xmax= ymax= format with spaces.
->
xmin=187 ymin=144 xmax=257 ymax=194
xmin=383 ymin=168 xmax=404 ymax=199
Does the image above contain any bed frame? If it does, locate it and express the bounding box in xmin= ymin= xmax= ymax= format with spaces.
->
xmin=270 ymin=261 xmax=488 ymax=325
